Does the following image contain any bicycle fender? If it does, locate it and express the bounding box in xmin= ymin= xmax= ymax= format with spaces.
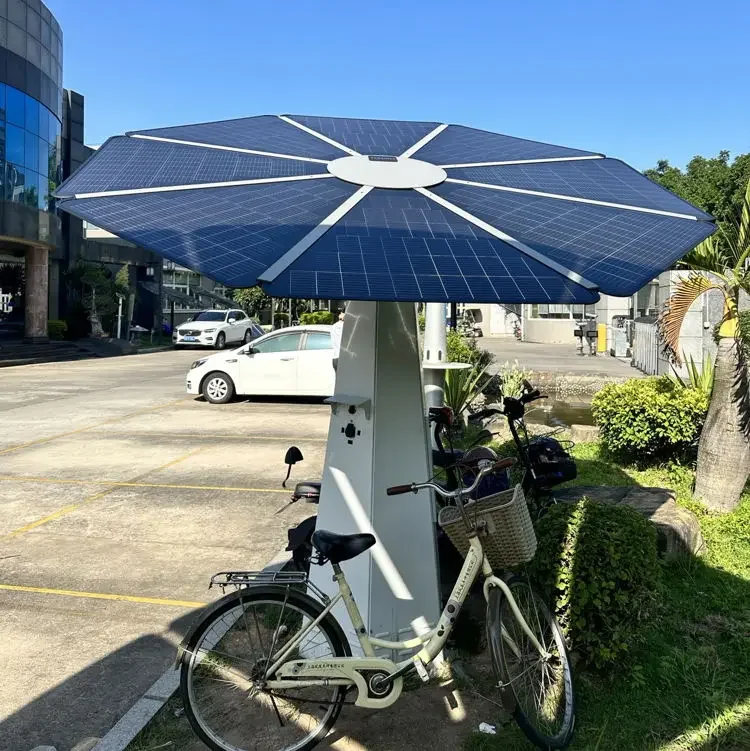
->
xmin=175 ymin=584 xmax=351 ymax=668
xmin=485 ymin=584 xmax=520 ymax=715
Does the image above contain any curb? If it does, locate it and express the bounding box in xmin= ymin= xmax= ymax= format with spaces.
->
xmin=133 ymin=346 xmax=174 ymax=355
xmin=90 ymin=547 xmax=292 ymax=751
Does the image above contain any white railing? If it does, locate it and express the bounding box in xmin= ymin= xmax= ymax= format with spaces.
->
xmin=0 ymin=292 xmax=12 ymax=313
xmin=632 ymin=321 xmax=658 ymax=375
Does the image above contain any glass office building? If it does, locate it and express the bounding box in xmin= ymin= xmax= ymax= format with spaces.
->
xmin=0 ymin=0 xmax=63 ymax=339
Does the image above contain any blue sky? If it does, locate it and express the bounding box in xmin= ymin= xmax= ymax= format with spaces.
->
xmin=47 ymin=0 xmax=747 ymax=171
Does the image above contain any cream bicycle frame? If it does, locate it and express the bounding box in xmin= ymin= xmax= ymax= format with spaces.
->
xmin=265 ymin=534 xmax=546 ymax=693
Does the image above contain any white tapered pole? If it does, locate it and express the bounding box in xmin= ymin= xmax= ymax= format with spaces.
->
xmin=423 ymin=302 xmax=447 ymax=409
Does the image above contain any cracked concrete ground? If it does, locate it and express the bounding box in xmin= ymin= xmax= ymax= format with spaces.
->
xmin=0 ymin=351 xmax=329 ymax=751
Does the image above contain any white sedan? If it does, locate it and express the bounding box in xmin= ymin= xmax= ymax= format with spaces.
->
xmin=186 ymin=325 xmax=335 ymax=403
xmin=173 ymin=309 xmax=263 ymax=349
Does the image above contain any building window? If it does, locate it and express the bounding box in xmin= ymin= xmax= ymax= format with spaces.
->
xmin=0 ymin=85 xmax=62 ymax=213
xmin=25 ymin=97 xmax=39 ymax=136
xmin=6 ymin=124 xmax=24 ymax=167
xmin=6 ymin=86 xmax=25 ymax=127
xmin=5 ymin=162 xmax=25 ymax=202
xmin=529 ymin=303 xmax=596 ymax=320
xmin=24 ymin=129 xmax=38 ymax=171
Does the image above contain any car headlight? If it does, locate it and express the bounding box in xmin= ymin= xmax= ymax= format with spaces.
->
xmin=203 ymin=328 xmax=217 ymax=333
xmin=191 ymin=358 xmax=208 ymax=369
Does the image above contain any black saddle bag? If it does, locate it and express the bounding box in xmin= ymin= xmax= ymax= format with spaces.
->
xmin=527 ymin=437 xmax=577 ymax=487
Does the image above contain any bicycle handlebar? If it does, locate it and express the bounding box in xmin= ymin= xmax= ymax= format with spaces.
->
xmin=386 ymin=457 xmax=516 ymax=498
xmin=468 ymin=407 xmax=503 ymax=422
xmin=385 ymin=483 xmax=415 ymax=496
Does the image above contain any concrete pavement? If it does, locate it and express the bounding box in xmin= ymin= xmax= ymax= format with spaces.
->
xmin=482 ymin=336 xmax=638 ymax=378
xmin=0 ymin=351 xmax=330 ymax=751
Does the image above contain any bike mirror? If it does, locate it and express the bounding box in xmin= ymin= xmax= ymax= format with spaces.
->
xmin=282 ymin=446 xmax=304 ymax=488
xmin=284 ymin=446 xmax=304 ymax=465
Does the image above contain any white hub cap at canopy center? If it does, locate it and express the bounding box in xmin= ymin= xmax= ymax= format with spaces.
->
xmin=327 ymin=154 xmax=447 ymax=189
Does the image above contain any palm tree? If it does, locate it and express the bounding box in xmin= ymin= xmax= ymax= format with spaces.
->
xmin=658 ymin=178 xmax=750 ymax=512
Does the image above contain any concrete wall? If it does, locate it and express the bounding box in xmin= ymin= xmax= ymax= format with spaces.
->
xmin=460 ymin=303 xmax=519 ymax=336
xmin=524 ymin=317 xmax=577 ymax=343
xmin=596 ymin=293 xmax=631 ymax=349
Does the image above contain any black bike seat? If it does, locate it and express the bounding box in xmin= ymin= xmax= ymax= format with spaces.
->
xmin=311 ymin=530 xmax=376 ymax=564
xmin=293 ymin=481 xmax=321 ymax=497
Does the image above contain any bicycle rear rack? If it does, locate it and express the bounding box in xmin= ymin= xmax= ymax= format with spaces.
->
xmin=209 ymin=569 xmax=330 ymax=603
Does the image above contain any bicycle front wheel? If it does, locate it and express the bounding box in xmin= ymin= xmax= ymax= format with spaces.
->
xmin=180 ymin=586 xmax=350 ymax=751
xmin=487 ymin=575 xmax=575 ymax=749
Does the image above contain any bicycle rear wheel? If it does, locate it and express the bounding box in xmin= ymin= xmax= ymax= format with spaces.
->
xmin=487 ymin=575 xmax=575 ymax=749
xmin=180 ymin=586 xmax=350 ymax=751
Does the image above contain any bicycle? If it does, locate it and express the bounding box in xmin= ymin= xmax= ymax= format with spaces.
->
xmin=469 ymin=380 xmax=577 ymax=515
xmin=177 ymin=459 xmax=575 ymax=751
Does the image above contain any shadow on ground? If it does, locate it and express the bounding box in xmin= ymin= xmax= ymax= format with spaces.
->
xmin=3 ymin=459 xmax=749 ymax=750
xmin=0 ymin=609 xmax=199 ymax=751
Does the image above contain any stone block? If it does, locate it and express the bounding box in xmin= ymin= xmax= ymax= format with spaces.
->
xmin=554 ymin=485 xmax=704 ymax=558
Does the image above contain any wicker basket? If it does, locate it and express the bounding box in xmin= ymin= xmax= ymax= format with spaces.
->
xmin=438 ymin=484 xmax=537 ymax=569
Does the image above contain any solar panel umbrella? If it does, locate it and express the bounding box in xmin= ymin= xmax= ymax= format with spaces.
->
xmin=55 ymin=115 xmax=713 ymax=303
xmin=55 ymin=115 xmax=714 ymax=649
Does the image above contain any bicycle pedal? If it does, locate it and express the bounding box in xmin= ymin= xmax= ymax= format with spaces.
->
xmin=413 ymin=657 xmax=430 ymax=683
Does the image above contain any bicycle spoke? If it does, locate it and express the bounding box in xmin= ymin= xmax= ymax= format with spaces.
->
xmin=269 ymin=692 xmax=286 ymax=728
xmin=183 ymin=594 xmax=344 ymax=751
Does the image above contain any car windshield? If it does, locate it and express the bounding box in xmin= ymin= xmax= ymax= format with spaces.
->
xmin=193 ymin=311 xmax=226 ymax=322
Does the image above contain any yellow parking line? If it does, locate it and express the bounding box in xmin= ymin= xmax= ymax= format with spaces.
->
xmin=0 ymin=584 xmax=206 ymax=608
xmin=3 ymin=489 xmax=112 ymax=539
xmin=1 ymin=447 xmax=206 ymax=541
xmin=91 ymin=431 xmax=327 ymax=442
xmin=0 ymin=475 xmax=289 ymax=494
xmin=0 ymin=398 xmax=192 ymax=457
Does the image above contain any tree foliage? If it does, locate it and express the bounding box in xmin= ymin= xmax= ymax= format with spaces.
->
xmin=232 ymin=286 xmax=269 ymax=317
xmin=115 ymin=264 xmax=131 ymax=296
xmin=645 ymin=151 xmax=750 ymax=225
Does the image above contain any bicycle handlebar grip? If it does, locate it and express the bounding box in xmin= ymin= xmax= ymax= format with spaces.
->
xmin=493 ymin=457 xmax=517 ymax=471
xmin=386 ymin=484 xmax=414 ymax=496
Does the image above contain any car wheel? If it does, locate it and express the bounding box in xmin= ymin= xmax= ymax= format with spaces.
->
xmin=242 ymin=329 xmax=253 ymax=344
xmin=202 ymin=372 xmax=235 ymax=404
xmin=214 ymin=332 xmax=226 ymax=350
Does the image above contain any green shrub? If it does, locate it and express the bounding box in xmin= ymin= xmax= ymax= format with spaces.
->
xmin=47 ymin=320 xmax=67 ymax=340
xmin=299 ymin=310 xmax=334 ymax=325
xmin=446 ymin=329 xmax=474 ymax=363
xmin=591 ymin=377 xmax=708 ymax=460
xmin=529 ymin=499 xmax=661 ymax=668
xmin=497 ymin=358 xmax=532 ymax=399
xmin=446 ymin=330 xmax=494 ymax=368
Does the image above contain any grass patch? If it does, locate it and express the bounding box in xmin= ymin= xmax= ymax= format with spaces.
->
xmin=125 ymin=694 xmax=197 ymax=751
xmin=466 ymin=442 xmax=750 ymax=750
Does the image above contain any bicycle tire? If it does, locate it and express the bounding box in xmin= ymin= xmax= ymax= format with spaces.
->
xmin=487 ymin=575 xmax=575 ymax=749
xmin=180 ymin=585 xmax=350 ymax=751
